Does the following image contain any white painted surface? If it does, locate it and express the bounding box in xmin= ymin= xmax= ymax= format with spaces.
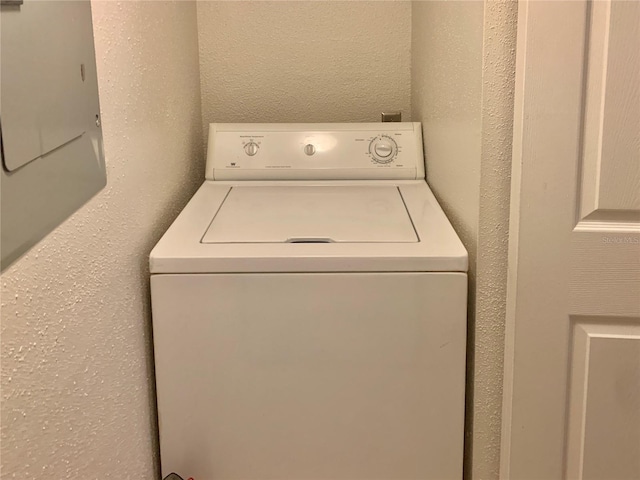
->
xmin=0 ymin=2 xmax=203 ymax=478
xmin=152 ymin=272 xmax=467 ymax=479
xmin=473 ymin=2 xmax=518 ymax=478
xmin=566 ymin=324 xmax=640 ymax=480
xmin=196 ymin=0 xmax=411 ymax=138
xmin=501 ymin=1 xmax=640 ymax=477
xmin=412 ymin=1 xmax=517 ymax=478
xmin=579 ymin=0 xmax=640 ymax=218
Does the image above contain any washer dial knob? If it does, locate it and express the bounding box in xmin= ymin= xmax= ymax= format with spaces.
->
xmin=375 ymin=142 xmax=393 ymax=158
xmin=369 ymin=135 xmax=398 ymax=163
xmin=244 ymin=141 xmax=259 ymax=156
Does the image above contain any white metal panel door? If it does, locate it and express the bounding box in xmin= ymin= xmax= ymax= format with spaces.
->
xmin=151 ymin=272 xmax=467 ymax=480
xmin=501 ymin=1 xmax=640 ymax=478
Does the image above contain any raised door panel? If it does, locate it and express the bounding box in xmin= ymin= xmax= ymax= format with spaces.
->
xmin=571 ymin=0 xmax=640 ymax=323
xmin=579 ymin=0 xmax=640 ymax=221
xmin=566 ymin=321 xmax=640 ymax=479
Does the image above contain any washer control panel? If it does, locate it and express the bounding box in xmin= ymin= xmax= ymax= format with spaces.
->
xmin=207 ymin=122 xmax=424 ymax=180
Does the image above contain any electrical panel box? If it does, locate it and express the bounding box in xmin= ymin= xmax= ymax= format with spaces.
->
xmin=1 ymin=0 xmax=106 ymax=270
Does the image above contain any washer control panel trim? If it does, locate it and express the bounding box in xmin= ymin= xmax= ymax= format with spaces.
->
xmin=206 ymin=122 xmax=424 ymax=181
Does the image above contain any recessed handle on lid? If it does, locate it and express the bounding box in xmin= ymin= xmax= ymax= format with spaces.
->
xmin=285 ymin=237 xmax=335 ymax=243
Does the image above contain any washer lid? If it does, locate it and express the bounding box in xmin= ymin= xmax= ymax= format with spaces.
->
xmin=202 ymin=185 xmax=418 ymax=243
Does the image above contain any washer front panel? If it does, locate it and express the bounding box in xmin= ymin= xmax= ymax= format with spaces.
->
xmin=152 ymin=272 xmax=467 ymax=480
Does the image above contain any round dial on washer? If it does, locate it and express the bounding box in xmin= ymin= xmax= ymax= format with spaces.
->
xmin=244 ymin=141 xmax=259 ymax=156
xmin=369 ymin=135 xmax=398 ymax=163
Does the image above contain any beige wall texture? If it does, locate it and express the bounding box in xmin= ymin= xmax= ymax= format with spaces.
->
xmin=412 ymin=1 xmax=517 ymax=478
xmin=411 ymin=0 xmax=484 ymax=265
xmin=0 ymin=2 xmax=203 ymax=478
xmin=474 ymin=2 xmax=518 ymax=478
xmin=411 ymin=5 xmax=484 ymax=475
xmin=196 ymin=0 xmax=412 ymax=138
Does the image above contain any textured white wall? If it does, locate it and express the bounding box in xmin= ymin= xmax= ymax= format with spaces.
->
xmin=412 ymin=1 xmax=517 ymax=478
xmin=197 ymin=0 xmax=412 ymax=137
xmin=411 ymin=13 xmax=483 ymax=474
xmin=0 ymin=2 xmax=203 ymax=478
xmin=474 ymin=2 xmax=517 ymax=478
xmin=412 ymin=1 xmax=483 ymax=261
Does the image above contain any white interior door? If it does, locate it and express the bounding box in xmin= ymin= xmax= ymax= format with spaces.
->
xmin=501 ymin=1 xmax=640 ymax=478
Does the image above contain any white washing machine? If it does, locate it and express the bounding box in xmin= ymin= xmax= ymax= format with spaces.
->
xmin=150 ymin=123 xmax=468 ymax=480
